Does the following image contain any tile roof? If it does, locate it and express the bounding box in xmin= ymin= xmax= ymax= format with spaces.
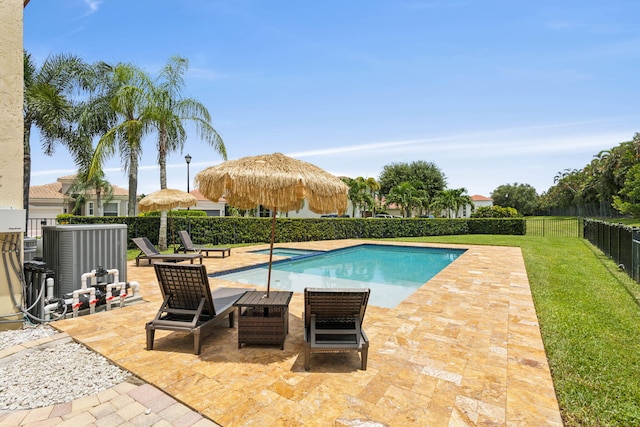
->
xmin=471 ymin=194 xmax=492 ymax=201
xmin=29 ymin=182 xmax=67 ymax=199
xmin=189 ymin=189 xmax=226 ymax=202
xmin=30 ymin=179 xmax=128 ymax=199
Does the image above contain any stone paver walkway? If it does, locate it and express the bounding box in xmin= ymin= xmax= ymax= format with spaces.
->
xmin=0 ymin=333 xmax=218 ymax=426
xmin=1 ymin=240 xmax=563 ymax=426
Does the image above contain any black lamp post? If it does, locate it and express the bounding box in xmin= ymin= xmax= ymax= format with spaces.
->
xmin=185 ymin=154 xmax=192 ymax=210
xmin=185 ymin=154 xmax=192 ymax=193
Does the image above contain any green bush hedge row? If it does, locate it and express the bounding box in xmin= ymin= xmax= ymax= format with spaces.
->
xmin=64 ymin=216 xmax=526 ymax=247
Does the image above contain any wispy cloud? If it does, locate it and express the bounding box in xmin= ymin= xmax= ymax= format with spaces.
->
xmin=289 ymin=120 xmax=632 ymax=160
xmin=83 ymin=0 xmax=101 ymax=16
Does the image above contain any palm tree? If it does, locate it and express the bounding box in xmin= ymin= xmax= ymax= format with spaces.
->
xmin=452 ymin=188 xmax=473 ymax=218
xmin=23 ymin=52 xmax=87 ymax=217
xmin=343 ymin=177 xmax=373 ymax=218
xmin=147 ymin=56 xmax=227 ymax=249
xmin=65 ymin=170 xmax=114 ymax=216
xmin=414 ymin=188 xmax=431 ymax=217
xmin=431 ymin=190 xmax=455 ymax=218
xmin=364 ymin=177 xmax=380 ymax=215
xmin=432 ymin=188 xmax=473 ymax=218
xmin=88 ymin=62 xmax=153 ymax=216
xmin=385 ymin=182 xmax=421 ymax=217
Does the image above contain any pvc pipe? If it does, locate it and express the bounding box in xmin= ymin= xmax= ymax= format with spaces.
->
xmin=81 ymin=268 xmax=120 ymax=290
xmin=105 ymin=268 xmax=119 ymax=286
xmin=43 ymin=302 xmax=59 ymax=321
xmin=106 ymin=282 xmax=126 ymax=310
xmin=129 ymin=281 xmax=140 ymax=298
xmin=72 ymin=287 xmax=96 ymax=317
xmin=105 ymin=281 xmax=140 ymax=310
xmin=80 ymin=271 xmax=95 ymax=290
xmin=46 ymin=277 xmax=54 ymax=301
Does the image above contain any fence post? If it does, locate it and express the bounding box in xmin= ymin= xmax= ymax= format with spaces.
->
xmin=633 ymin=228 xmax=640 ymax=283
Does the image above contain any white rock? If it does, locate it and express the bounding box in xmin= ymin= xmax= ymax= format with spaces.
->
xmin=0 ymin=324 xmax=131 ymax=410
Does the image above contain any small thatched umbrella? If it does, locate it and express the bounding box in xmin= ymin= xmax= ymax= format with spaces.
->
xmin=137 ymin=189 xmax=198 ymax=247
xmin=195 ymin=152 xmax=349 ymax=297
xmin=137 ymin=188 xmax=197 ymax=213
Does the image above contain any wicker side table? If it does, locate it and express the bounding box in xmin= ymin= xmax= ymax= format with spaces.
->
xmin=235 ymin=290 xmax=293 ymax=350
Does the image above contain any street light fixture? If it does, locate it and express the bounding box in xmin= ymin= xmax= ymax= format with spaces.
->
xmin=185 ymin=154 xmax=192 ymax=193
xmin=185 ymin=154 xmax=192 ymax=210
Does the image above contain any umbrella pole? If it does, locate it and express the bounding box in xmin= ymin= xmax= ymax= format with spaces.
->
xmin=266 ymin=209 xmax=277 ymax=299
xmin=169 ymin=210 xmax=174 ymax=249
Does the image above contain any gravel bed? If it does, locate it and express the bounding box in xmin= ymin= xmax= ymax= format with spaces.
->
xmin=0 ymin=325 xmax=131 ymax=410
xmin=0 ymin=324 xmax=58 ymax=351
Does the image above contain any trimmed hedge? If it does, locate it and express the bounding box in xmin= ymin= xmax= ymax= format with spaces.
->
xmin=467 ymin=218 xmax=526 ymax=235
xmin=63 ymin=216 xmax=526 ymax=247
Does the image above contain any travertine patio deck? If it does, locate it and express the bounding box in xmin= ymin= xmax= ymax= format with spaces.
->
xmin=50 ymin=239 xmax=562 ymax=426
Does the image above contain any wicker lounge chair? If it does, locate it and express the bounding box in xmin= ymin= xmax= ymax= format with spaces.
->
xmin=146 ymin=263 xmax=247 ymax=355
xmin=175 ymin=230 xmax=231 ymax=258
xmin=303 ymin=287 xmax=370 ymax=371
xmin=132 ymin=237 xmax=203 ymax=266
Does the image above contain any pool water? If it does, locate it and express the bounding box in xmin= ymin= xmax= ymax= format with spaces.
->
xmin=214 ymin=244 xmax=465 ymax=308
xmin=249 ymin=248 xmax=321 ymax=258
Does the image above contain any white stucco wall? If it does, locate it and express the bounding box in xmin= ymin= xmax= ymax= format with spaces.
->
xmin=280 ymin=200 xmax=356 ymax=218
xmin=29 ymin=205 xmax=64 ymax=219
xmin=456 ymin=198 xmax=493 ymax=218
xmin=0 ymin=0 xmax=24 ymax=329
xmin=187 ymin=199 xmax=226 ymax=216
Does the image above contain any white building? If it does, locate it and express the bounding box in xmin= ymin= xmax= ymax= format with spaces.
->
xmin=29 ymin=175 xmax=129 ymax=219
xmin=459 ymin=194 xmax=493 ymax=218
xmin=183 ymin=189 xmax=227 ymax=216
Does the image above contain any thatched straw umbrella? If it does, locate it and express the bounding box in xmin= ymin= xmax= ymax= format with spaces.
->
xmin=137 ymin=189 xmax=198 ymax=247
xmin=195 ymin=152 xmax=348 ymax=297
xmin=137 ymin=188 xmax=197 ymax=213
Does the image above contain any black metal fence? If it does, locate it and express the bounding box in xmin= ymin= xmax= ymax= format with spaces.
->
xmin=526 ymin=218 xmax=584 ymax=238
xmin=536 ymin=202 xmax=622 ymax=218
xmin=584 ymin=219 xmax=639 ymax=282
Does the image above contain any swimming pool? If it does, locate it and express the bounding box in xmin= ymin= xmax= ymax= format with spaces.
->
xmin=249 ymin=248 xmax=322 ymax=258
xmin=213 ymin=244 xmax=465 ymax=308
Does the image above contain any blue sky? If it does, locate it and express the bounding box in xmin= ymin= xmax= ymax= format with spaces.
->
xmin=24 ymin=0 xmax=640 ymax=197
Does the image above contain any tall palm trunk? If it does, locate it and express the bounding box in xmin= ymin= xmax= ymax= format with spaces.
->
xmin=127 ymin=155 xmax=138 ymax=216
xmin=158 ymin=129 xmax=168 ymax=250
xmin=95 ymin=187 xmax=102 ymax=217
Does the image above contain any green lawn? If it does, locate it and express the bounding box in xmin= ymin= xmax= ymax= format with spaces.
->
xmin=384 ymin=234 xmax=640 ymax=426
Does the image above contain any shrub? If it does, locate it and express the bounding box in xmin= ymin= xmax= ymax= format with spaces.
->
xmin=140 ymin=210 xmax=207 ymax=217
xmin=67 ymin=216 xmax=525 ymax=247
xmin=56 ymin=213 xmax=74 ymax=224
xmin=471 ymin=206 xmax=520 ymax=218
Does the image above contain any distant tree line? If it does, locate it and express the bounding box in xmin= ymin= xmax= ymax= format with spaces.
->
xmin=344 ymin=130 xmax=640 ymax=219
xmin=342 ymin=160 xmax=472 ymax=218
xmin=482 ymin=133 xmax=640 ymax=218
xmin=539 ymin=133 xmax=640 ymax=218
